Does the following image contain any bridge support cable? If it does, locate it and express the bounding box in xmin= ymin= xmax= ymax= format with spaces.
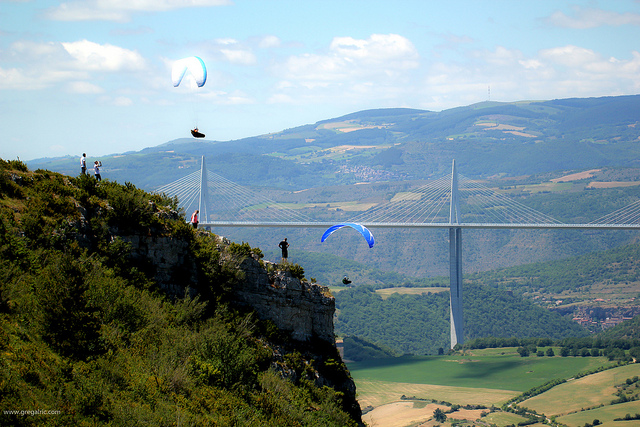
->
xmin=154 ymin=156 xmax=316 ymax=224
xmin=203 ymin=171 xmax=315 ymax=224
xmin=348 ymin=174 xmax=452 ymax=224
xmin=590 ymin=199 xmax=640 ymax=226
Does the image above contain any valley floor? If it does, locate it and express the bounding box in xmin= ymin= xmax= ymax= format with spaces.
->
xmin=348 ymin=349 xmax=640 ymax=427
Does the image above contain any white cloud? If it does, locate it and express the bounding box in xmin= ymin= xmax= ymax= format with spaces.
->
xmin=44 ymin=0 xmax=233 ymax=22
xmin=258 ymin=35 xmax=281 ymax=49
xmin=419 ymin=44 xmax=640 ymax=109
xmin=545 ymin=6 xmax=640 ymax=29
xmin=112 ymin=96 xmax=133 ymax=106
xmin=538 ymin=45 xmax=600 ymax=67
xmin=220 ymin=49 xmax=257 ymax=65
xmin=0 ymin=66 xmax=85 ymax=90
xmin=0 ymin=39 xmax=147 ymax=91
xmin=277 ymin=33 xmax=419 ymax=83
xmin=61 ymin=40 xmax=146 ymax=71
xmin=67 ymin=81 xmax=104 ymax=94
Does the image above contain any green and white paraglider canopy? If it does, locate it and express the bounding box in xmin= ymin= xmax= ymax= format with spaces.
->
xmin=172 ymin=56 xmax=207 ymax=138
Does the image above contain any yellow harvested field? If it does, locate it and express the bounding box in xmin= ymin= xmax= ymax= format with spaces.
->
xmin=504 ymin=130 xmax=537 ymax=137
xmin=476 ymin=123 xmax=525 ymax=131
xmin=376 ymin=287 xmax=448 ymax=298
xmin=356 ymin=379 xmax=517 ymax=409
xmin=327 ymin=144 xmax=379 ymax=153
xmin=338 ymin=125 xmax=387 ymax=133
xmin=587 ymin=181 xmax=640 ymax=188
xmin=522 ymin=364 xmax=640 ymax=416
xmin=363 ymin=402 xmax=448 ymax=427
xmin=551 ymin=169 xmax=600 ymax=182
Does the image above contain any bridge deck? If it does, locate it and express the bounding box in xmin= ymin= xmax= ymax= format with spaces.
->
xmin=200 ymin=221 xmax=640 ymax=230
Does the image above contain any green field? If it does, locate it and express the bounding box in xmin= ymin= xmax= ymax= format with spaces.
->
xmin=557 ymin=400 xmax=640 ymax=427
xmin=348 ymin=352 xmax=609 ymax=392
xmin=348 ymin=350 xmax=640 ymax=427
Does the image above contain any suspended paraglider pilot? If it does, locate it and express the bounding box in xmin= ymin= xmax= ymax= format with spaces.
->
xmin=342 ymin=276 xmax=352 ymax=285
xmin=191 ymin=128 xmax=205 ymax=138
xmin=279 ymin=238 xmax=289 ymax=262
xmin=172 ymin=56 xmax=208 ymax=140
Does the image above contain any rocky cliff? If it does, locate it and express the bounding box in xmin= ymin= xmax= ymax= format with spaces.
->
xmin=118 ymin=229 xmax=361 ymax=422
xmin=120 ymin=231 xmax=336 ymax=343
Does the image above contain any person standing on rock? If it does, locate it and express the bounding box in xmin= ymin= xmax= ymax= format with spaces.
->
xmin=190 ymin=210 xmax=199 ymax=229
xmin=279 ymin=238 xmax=289 ymax=262
xmin=93 ymin=160 xmax=102 ymax=181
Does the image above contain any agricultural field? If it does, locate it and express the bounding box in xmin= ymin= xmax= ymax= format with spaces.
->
xmin=348 ymin=349 xmax=639 ymax=427
xmin=523 ymin=363 xmax=640 ymax=426
xmin=557 ymin=401 xmax=640 ymax=427
xmin=349 ymin=351 xmax=607 ymax=391
xmin=375 ymin=287 xmax=448 ymax=299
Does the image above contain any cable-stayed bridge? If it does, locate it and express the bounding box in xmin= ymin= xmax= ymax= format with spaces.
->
xmin=155 ymin=157 xmax=640 ymax=348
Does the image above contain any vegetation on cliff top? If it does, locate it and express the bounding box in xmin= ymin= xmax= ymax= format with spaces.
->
xmin=0 ymin=159 xmax=360 ymax=426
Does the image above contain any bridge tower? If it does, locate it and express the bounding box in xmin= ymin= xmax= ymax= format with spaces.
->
xmin=449 ymin=160 xmax=464 ymax=349
xmin=198 ymin=156 xmax=209 ymax=223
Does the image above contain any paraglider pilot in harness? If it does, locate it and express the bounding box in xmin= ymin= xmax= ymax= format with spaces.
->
xmin=342 ymin=276 xmax=352 ymax=285
xmin=191 ymin=128 xmax=205 ymax=138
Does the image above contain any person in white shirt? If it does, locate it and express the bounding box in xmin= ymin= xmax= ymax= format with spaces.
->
xmin=94 ymin=161 xmax=102 ymax=181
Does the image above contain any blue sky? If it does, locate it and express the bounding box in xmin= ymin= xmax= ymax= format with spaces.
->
xmin=2 ymin=0 xmax=640 ymax=161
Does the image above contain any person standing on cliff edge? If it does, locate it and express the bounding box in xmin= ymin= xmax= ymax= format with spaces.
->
xmin=279 ymin=238 xmax=289 ymax=262
xmin=190 ymin=210 xmax=199 ymax=229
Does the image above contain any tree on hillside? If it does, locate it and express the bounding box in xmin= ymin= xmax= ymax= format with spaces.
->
xmin=433 ymin=408 xmax=447 ymax=423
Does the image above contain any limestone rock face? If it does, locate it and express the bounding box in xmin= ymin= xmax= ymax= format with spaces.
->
xmin=234 ymin=257 xmax=336 ymax=343
xmin=119 ymin=233 xmax=336 ymax=343
xmin=118 ymin=234 xmax=198 ymax=296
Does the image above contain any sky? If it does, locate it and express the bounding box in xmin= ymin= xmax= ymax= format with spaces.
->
xmin=2 ymin=1 xmax=640 ymax=161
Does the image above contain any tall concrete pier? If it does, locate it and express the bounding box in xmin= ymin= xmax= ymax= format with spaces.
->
xmin=449 ymin=160 xmax=464 ymax=348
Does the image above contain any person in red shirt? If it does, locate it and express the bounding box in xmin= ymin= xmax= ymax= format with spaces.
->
xmin=190 ymin=210 xmax=199 ymax=228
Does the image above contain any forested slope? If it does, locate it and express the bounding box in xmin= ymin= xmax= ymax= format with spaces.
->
xmin=0 ymin=159 xmax=362 ymax=426
xmin=334 ymin=283 xmax=589 ymax=358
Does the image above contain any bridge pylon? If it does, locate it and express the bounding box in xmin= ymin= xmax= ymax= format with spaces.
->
xmin=198 ymin=156 xmax=209 ymax=223
xmin=449 ymin=160 xmax=464 ymax=349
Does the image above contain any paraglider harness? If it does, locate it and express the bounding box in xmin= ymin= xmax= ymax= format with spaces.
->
xmin=191 ymin=128 xmax=205 ymax=138
xmin=342 ymin=276 xmax=352 ymax=285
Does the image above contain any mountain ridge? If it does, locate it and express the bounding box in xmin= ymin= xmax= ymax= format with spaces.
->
xmin=27 ymin=94 xmax=640 ymax=191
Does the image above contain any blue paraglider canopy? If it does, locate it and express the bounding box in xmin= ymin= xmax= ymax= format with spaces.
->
xmin=321 ymin=223 xmax=375 ymax=248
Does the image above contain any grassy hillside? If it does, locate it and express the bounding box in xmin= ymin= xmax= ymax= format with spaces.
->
xmin=0 ymin=159 xmax=361 ymax=426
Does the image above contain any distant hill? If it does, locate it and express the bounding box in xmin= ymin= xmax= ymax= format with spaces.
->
xmin=28 ymin=95 xmax=640 ymax=191
xmin=24 ymin=95 xmax=640 ymax=282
